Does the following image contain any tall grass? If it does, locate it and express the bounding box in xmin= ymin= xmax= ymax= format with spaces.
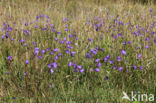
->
xmin=0 ymin=0 xmax=156 ymax=103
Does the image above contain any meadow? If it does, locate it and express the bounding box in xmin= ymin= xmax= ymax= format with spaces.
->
xmin=0 ymin=0 xmax=156 ymax=103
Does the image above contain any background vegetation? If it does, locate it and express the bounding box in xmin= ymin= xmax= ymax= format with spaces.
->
xmin=0 ymin=0 xmax=155 ymax=103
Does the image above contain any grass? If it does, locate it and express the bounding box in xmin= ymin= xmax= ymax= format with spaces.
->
xmin=0 ymin=0 xmax=156 ymax=103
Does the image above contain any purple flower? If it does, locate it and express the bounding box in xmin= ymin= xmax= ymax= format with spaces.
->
xmin=109 ymin=60 xmax=114 ymax=64
xmin=49 ymin=83 xmax=53 ymax=87
xmin=145 ymin=45 xmax=149 ymax=49
xmin=89 ymin=38 xmax=93 ymax=42
xmin=60 ymin=40 xmax=64 ymax=44
xmin=46 ymin=48 xmax=50 ymax=51
xmin=58 ymin=53 xmax=62 ymax=56
xmin=55 ymin=38 xmax=58 ymax=41
xmin=68 ymin=34 xmax=73 ymax=38
xmin=105 ymin=76 xmax=108 ymax=80
xmin=52 ymin=62 xmax=57 ymax=69
xmin=95 ymin=59 xmax=100 ymax=62
xmin=73 ymin=63 xmax=77 ymax=68
xmin=50 ymin=51 xmax=54 ymax=55
xmin=113 ymin=66 xmax=117 ymax=69
xmin=50 ymin=69 xmax=54 ymax=74
xmin=123 ymin=41 xmax=127 ymax=45
xmin=75 ymin=37 xmax=78 ymax=40
xmin=117 ymin=56 xmax=122 ymax=61
xmin=86 ymin=53 xmax=91 ymax=58
xmin=34 ymin=47 xmax=39 ymax=54
xmin=24 ymin=72 xmax=27 ymax=76
xmin=25 ymin=60 xmax=29 ymax=64
xmin=38 ymin=55 xmax=42 ymax=59
xmin=1 ymin=35 xmax=4 ymax=39
xmin=118 ymin=67 xmax=123 ymax=71
xmin=137 ymin=54 xmax=142 ymax=59
xmin=66 ymin=49 xmax=70 ymax=54
xmin=71 ymin=51 xmax=76 ymax=57
xmin=132 ymin=65 xmax=137 ymax=69
xmin=20 ymin=39 xmax=25 ymax=43
xmin=53 ymin=48 xmax=58 ymax=52
xmin=7 ymin=56 xmax=12 ymax=60
xmin=149 ymin=8 xmax=152 ymax=12
xmin=95 ymin=68 xmax=100 ymax=72
xmin=80 ymin=69 xmax=85 ymax=73
xmin=33 ymin=42 xmax=37 ymax=46
xmin=104 ymin=57 xmax=108 ymax=62
xmin=121 ymin=49 xmax=126 ymax=55
xmin=90 ymin=68 xmax=93 ymax=72
xmin=42 ymin=50 xmax=46 ymax=54
xmin=97 ymin=62 xmax=102 ymax=67
xmin=118 ymin=33 xmax=123 ymax=37
xmin=67 ymin=45 xmax=72 ymax=49
xmin=101 ymin=48 xmax=104 ymax=51
xmin=140 ymin=66 xmax=143 ymax=70
xmin=48 ymin=63 xmax=52 ymax=68
xmin=68 ymin=62 xmax=72 ymax=67
xmin=77 ymin=65 xmax=82 ymax=69
xmin=55 ymin=56 xmax=58 ymax=60
xmin=145 ymin=37 xmax=149 ymax=41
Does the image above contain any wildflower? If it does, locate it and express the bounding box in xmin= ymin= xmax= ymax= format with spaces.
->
xmin=95 ymin=59 xmax=100 ymax=62
xmin=73 ymin=63 xmax=77 ymax=68
xmin=42 ymin=50 xmax=46 ymax=54
xmin=71 ymin=51 xmax=76 ymax=57
xmin=24 ymin=72 xmax=27 ymax=76
xmin=55 ymin=56 xmax=58 ymax=60
xmin=118 ymin=67 xmax=123 ymax=71
xmin=65 ymin=49 xmax=70 ymax=54
xmin=53 ymin=48 xmax=58 ymax=52
xmin=34 ymin=48 xmax=39 ymax=54
xmin=77 ymin=65 xmax=82 ymax=69
xmin=117 ymin=56 xmax=121 ymax=61
xmin=101 ymin=48 xmax=104 ymax=51
xmin=109 ymin=60 xmax=114 ymax=64
xmin=121 ymin=49 xmax=126 ymax=55
xmin=68 ymin=62 xmax=72 ymax=67
xmin=38 ymin=55 xmax=43 ymax=59
xmin=25 ymin=60 xmax=29 ymax=64
xmin=1 ymin=35 xmax=4 ymax=39
xmin=55 ymin=38 xmax=58 ymax=41
xmin=89 ymin=38 xmax=93 ymax=42
xmin=48 ymin=63 xmax=52 ymax=68
xmin=49 ymin=83 xmax=53 ymax=87
xmin=97 ymin=62 xmax=102 ymax=67
xmin=95 ymin=68 xmax=100 ymax=72
xmin=104 ymin=57 xmax=108 ymax=62
xmin=50 ymin=51 xmax=54 ymax=55
xmin=90 ymin=68 xmax=93 ymax=72
xmin=20 ymin=39 xmax=25 ymax=43
xmin=145 ymin=45 xmax=149 ymax=49
xmin=80 ymin=69 xmax=85 ymax=73
xmin=50 ymin=69 xmax=54 ymax=74
xmin=132 ymin=65 xmax=137 ymax=69
xmin=58 ymin=53 xmax=62 ymax=56
xmin=123 ymin=41 xmax=126 ymax=45
xmin=68 ymin=34 xmax=73 ymax=38
xmin=149 ymin=8 xmax=152 ymax=12
xmin=105 ymin=76 xmax=108 ymax=80
xmin=113 ymin=66 xmax=117 ymax=69
xmin=86 ymin=53 xmax=91 ymax=58
xmin=33 ymin=42 xmax=37 ymax=46
xmin=7 ymin=56 xmax=12 ymax=60
xmin=52 ymin=62 xmax=57 ymax=69
xmin=140 ymin=66 xmax=143 ymax=70
xmin=137 ymin=54 xmax=142 ymax=59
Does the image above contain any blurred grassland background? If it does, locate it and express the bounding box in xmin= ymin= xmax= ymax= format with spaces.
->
xmin=0 ymin=0 xmax=155 ymax=103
